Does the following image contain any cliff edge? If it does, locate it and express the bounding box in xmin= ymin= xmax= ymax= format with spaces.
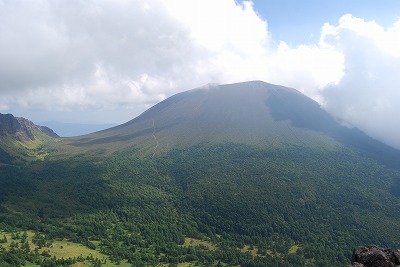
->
xmin=0 ymin=113 xmax=58 ymax=141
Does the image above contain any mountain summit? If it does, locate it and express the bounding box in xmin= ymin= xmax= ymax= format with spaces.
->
xmin=68 ymin=81 xmax=399 ymax=164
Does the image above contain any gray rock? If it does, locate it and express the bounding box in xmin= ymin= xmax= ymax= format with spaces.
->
xmin=348 ymin=246 xmax=400 ymax=267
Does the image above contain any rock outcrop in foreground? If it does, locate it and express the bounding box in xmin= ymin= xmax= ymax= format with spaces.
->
xmin=346 ymin=246 xmax=400 ymax=267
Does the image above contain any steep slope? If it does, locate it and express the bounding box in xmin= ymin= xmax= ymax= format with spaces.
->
xmin=0 ymin=113 xmax=59 ymax=164
xmin=0 ymin=113 xmax=58 ymax=141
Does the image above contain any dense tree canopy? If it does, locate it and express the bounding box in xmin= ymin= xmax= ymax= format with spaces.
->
xmin=1 ymin=142 xmax=400 ymax=266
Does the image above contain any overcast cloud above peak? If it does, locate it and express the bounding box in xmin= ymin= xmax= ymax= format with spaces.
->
xmin=0 ymin=0 xmax=400 ymax=148
xmin=319 ymin=14 xmax=400 ymax=149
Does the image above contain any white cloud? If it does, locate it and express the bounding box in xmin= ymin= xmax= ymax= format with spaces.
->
xmin=319 ymin=14 xmax=400 ymax=149
xmin=267 ymin=41 xmax=344 ymax=100
xmin=0 ymin=0 xmax=339 ymax=112
xmin=1 ymin=1 xmax=400 ymax=148
xmin=0 ymin=0 xmax=204 ymax=110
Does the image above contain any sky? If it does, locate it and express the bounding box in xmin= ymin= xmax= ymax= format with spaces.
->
xmin=1 ymin=0 xmax=400 ymax=148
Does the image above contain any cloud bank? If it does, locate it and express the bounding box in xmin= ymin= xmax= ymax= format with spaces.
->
xmin=320 ymin=15 xmax=400 ymax=149
xmin=0 ymin=1 xmax=399 ymax=148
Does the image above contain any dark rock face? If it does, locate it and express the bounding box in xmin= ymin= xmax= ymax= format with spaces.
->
xmin=0 ymin=113 xmax=21 ymax=136
xmin=345 ymin=246 xmax=400 ymax=267
xmin=0 ymin=113 xmax=58 ymax=141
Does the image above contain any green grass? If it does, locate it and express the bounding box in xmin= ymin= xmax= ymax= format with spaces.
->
xmin=45 ymin=241 xmax=130 ymax=267
xmin=43 ymin=240 xmax=105 ymax=259
xmin=0 ymin=130 xmax=59 ymax=162
xmin=288 ymin=244 xmax=302 ymax=254
xmin=240 ymin=245 xmax=261 ymax=257
xmin=23 ymin=262 xmax=39 ymax=267
xmin=0 ymin=230 xmax=130 ymax=267
xmin=183 ymin=237 xmax=217 ymax=250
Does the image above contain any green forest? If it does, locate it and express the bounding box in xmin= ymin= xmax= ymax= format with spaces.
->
xmin=1 ymin=142 xmax=400 ymax=266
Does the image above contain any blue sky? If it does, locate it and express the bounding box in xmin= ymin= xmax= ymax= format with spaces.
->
xmin=252 ymin=0 xmax=400 ymax=45
xmin=1 ymin=0 xmax=400 ymax=148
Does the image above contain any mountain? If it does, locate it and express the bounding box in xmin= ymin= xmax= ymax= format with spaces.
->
xmin=67 ymin=81 xmax=400 ymax=166
xmin=0 ymin=113 xmax=58 ymax=141
xmin=0 ymin=113 xmax=58 ymax=164
xmin=1 ymin=81 xmax=400 ymax=267
xmin=69 ymin=81 xmax=331 ymax=149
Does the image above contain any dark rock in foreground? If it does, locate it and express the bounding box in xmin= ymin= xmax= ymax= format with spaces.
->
xmin=345 ymin=246 xmax=400 ymax=267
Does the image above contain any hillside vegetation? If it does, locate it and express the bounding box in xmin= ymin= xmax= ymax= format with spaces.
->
xmin=1 ymin=81 xmax=400 ymax=266
xmin=1 ymin=142 xmax=400 ymax=266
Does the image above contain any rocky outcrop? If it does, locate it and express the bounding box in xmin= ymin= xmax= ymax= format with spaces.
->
xmin=345 ymin=246 xmax=400 ymax=267
xmin=39 ymin=125 xmax=59 ymax=138
xmin=0 ymin=113 xmax=58 ymax=141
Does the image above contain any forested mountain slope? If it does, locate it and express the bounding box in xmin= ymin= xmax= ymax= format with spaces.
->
xmin=1 ymin=81 xmax=400 ymax=267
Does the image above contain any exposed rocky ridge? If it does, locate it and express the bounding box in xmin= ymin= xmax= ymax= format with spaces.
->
xmin=345 ymin=246 xmax=400 ymax=267
xmin=0 ymin=113 xmax=58 ymax=141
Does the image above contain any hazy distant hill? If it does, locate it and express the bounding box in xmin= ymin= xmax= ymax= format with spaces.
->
xmin=39 ymin=121 xmax=117 ymax=137
xmin=1 ymin=81 xmax=400 ymax=267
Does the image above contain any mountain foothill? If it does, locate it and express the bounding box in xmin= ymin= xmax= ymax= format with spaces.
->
xmin=1 ymin=81 xmax=400 ymax=267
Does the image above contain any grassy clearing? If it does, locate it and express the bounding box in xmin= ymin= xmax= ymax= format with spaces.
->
xmin=23 ymin=262 xmax=39 ymax=267
xmin=183 ymin=237 xmax=217 ymax=250
xmin=42 ymin=240 xmax=105 ymax=259
xmin=288 ymin=244 xmax=302 ymax=254
xmin=176 ymin=263 xmax=196 ymax=267
xmin=240 ymin=245 xmax=261 ymax=257
xmin=0 ymin=231 xmax=13 ymax=247
xmin=0 ymin=132 xmax=53 ymax=162
xmin=70 ymin=260 xmax=131 ymax=267
xmin=0 ymin=230 xmax=130 ymax=267
xmin=52 ymin=242 xmax=129 ymax=267
xmin=164 ymin=262 xmax=230 ymax=267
